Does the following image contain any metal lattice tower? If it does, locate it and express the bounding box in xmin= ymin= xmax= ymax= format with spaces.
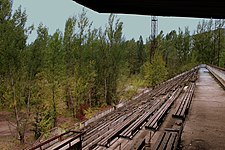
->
xmin=150 ymin=16 xmax=158 ymax=63
xmin=151 ymin=16 xmax=158 ymax=40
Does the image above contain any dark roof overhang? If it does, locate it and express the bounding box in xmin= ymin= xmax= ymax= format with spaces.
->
xmin=73 ymin=0 xmax=225 ymax=19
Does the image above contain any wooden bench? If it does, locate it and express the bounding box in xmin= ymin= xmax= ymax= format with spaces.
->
xmin=172 ymin=83 xmax=195 ymax=119
xmin=98 ymin=114 xmax=138 ymax=148
xmin=145 ymin=88 xmax=181 ymax=130
xmin=153 ymin=122 xmax=183 ymax=150
xmin=153 ymin=131 xmax=178 ymax=150
xmin=120 ymin=92 xmax=174 ymax=139
xmin=83 ymin=111 xmax=133 ymax=147
xmin=119 ymin=111 xmax=153 ymax=139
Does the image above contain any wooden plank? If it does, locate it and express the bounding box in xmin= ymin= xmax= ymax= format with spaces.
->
xmin=164 ymin=128 xmax=180 ymax=133
xmin=147 ymin=89 xmax=180 ymax=130
xmin=176 ymin=91 xmax=189 ymax=116
xmin=148 ymin=108 xmax=165 ymax=128
xmin=137 ymin=139 xmax=145 ymax=150
xmin=158 ymin=132 xmax=171 ymax=150
xmin=152 ymin=132 xmax=166 ymax=150
xmin=180 ymin=91 xmax=192 ymax=117
xmin=120 ymin=112 xmax=149 ymax=137
xmin=186 ymin=83 xmax=195 ymax=109
xmin=98 ymin=114 xmax=138 ymax=147
xmin=149 ymin=101 xmax=172 ymax=128
xmin=166 ymin=132 xmax=178 ymax=150
xmin=173 ymin=83 xmax=195 ymax=118
xmin=175 ymin=93 xmax=186 ymax=116
xmin=148 ymin=99 xmax=170 ymax=128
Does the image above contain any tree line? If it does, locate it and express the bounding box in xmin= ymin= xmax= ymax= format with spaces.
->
xmin=0 ymin=0 xmax=225 ymax=144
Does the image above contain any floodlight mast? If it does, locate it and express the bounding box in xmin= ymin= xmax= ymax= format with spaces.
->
xmin=150 ymin=16 xmax=158 ymax=63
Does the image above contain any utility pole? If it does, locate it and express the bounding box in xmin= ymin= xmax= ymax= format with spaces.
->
xmin=150 ymin=16 xmax=158 ymax=63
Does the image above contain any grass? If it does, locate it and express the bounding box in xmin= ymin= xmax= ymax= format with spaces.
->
xmin=117 ymin=74 xmax=147 ymax=102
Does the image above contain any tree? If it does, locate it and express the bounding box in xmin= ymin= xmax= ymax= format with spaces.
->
xmin=0 ymin=2 xmax=32 ymax=143
xmin=136 ymin=35 xmax=145 ymax=72
xmin=162 ymin=30 xmax=179 ymax=76
xmin=214 ymin=19 xmax=225 ymax=66
xmin=142 ymin=52 xmax=168 ymax=87
xmin=104 ymin=14 xmax=124 ymax=105
xmin=127 ymin=39 xmax=138 ymax=75
xmin=63 ymin=16 xmax=76 ymax=116
xmin=46 ymin=30 xmax=63 ymax=127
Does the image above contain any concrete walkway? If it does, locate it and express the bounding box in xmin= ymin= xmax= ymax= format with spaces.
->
xmin=181 ymin=67 xmax=225 ymax=150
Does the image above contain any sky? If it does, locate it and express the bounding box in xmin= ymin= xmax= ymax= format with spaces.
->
xmin=12 ymin=0 xmax=209 ymax=44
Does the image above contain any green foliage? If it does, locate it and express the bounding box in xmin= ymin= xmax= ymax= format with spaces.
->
xmin=2 ymin=0 xmax=225 ymax=144
xmin=126 ymin=36 xmax=146 ymax=76
xmin=92 ymin=14 xmax=124 ymax=105
xmin=118 ymin=75 xmax=146 ymax=101
xmin=0 ymin=0 xmax=12 ymax=22
xmin=32 ymin=105 xmax=54 ymax=139
xmin=142 ymin=52 xmax=168 ymax=87
xmin=192 ymin=19 xmax=225 ymax=66
xmin=0 ymin=0 xmax=33 ymax=144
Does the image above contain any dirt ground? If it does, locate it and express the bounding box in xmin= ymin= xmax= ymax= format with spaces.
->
xmin=181 ymin=68 xmax=225 ymax=150
xmin=0 ymin=104 xmax=116 ymax=149
xmin=0 ymin=111 xmax=21 ymax=150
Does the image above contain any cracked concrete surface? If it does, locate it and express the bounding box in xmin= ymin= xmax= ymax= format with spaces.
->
xmin=181 ymin=67 xmax=225 ymax=150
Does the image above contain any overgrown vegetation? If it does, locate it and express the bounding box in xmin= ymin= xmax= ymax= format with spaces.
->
xmin=1 ymin=0 xmax=225 ymax=144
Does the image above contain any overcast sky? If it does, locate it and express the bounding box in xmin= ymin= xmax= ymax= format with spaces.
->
xmin=12 ymin=0 xmax=209 ymax=44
